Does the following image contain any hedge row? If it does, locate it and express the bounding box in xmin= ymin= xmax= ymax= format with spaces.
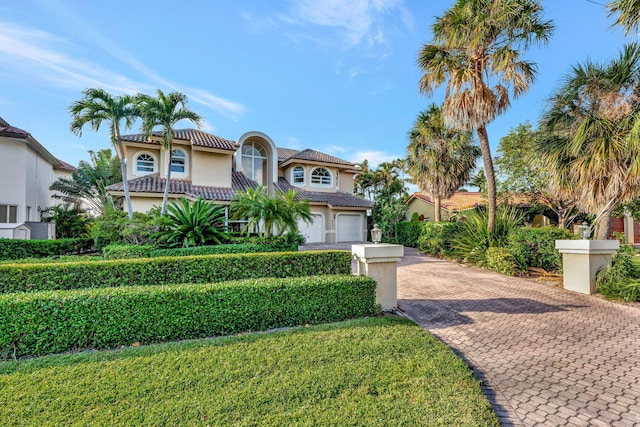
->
xmin=0 ymin=238 xmax=94 ymax=261
xmin=102 ymin=244 xmax=156 ymax=260
xmin=0 ymin=275 xmax=378 ymax=358
xmin=0 ymin=251 xmax=352 ymax=294
xmin=395 ymin=222 xmax=427 ymax=248
xmin=149 ymin=243 xmax=298 ymax=258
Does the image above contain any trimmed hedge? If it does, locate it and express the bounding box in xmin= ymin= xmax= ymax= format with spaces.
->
xmin=102 ymin=244 xmax=156 ymax=260
xmin=0 ymin=238 xmax=94 ymax=261
xmin=395 ymin=222 xmax=427 ymax=248
xmin=506 ymin=227 xmax=575 ymax=272
xmin=150 ymin=243 xmax=298 ymax=258
xmin=0 ymin=275 xmax=379 ymax=358
xmin=417 ymin=222 xmax=462 ymax=257
xmin=0 ymin=251 xmax=352 ymax=294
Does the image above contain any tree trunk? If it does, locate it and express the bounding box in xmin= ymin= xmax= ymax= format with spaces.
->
xmin=434 ymin=196 xmax=441 ymax=222
xmin=594 ymin=203 xmax=615 ymax=240
xmin=477 ymin=125 xmax=497 ymax=233
xmin=161 ymin=139 xmax=173 ymax=216
xmin=114 ymin=135 xmax=134 ymax=219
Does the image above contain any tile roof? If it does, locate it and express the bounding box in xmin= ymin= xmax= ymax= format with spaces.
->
xmin=275 ymin=178 xmax=373 ymax=208
xmin=409 ymin=192 xmax=485 ymax=212
xmin=120 ymin=129 xmax=237 ymax=151
xmin=278 ymin=148 xmax=355 ymax=166
xmin=0 ymin=122 xmax=30 ymax=138
xmin=106 ymin=172 xmax=258 ymax=202
xmin=55 ymin=159 xmax=77 ymax=172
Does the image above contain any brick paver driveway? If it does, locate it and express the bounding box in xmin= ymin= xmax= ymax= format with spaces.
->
xmin=398 ymin=248 xmax=640 ymax=426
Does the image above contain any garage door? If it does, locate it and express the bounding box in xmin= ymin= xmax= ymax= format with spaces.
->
xmin=336 ymin=213 xmax=364 ymax=242
xmin=298 ymin=213 xmax=324 ymax=243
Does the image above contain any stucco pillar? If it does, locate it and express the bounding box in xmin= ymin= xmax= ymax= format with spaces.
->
xmin=555 ymin=240 xmax=620 ymax=295
xmin=351 ymin=243 xmax=404 ymax=311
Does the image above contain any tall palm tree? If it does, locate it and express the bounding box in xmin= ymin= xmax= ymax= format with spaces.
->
xmin=136 ymin=90 xmax=202 ymax=215
xmin=537 ymin=43 xmax=640 ymax=239
xmin=417 ymin=0 xmax=553 ymax=231
xmin=69 ymin=88 xmax=138 ymax=218
xmin=608 ymin=0 xmax=640 ymax=35
xmin=407 ymin=104 xmax=480 ymax=222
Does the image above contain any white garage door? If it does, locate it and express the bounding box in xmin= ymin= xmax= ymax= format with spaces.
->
xmin=298 ymin=213 xmax=324 ymax=243
xmin=336 ymin=213 xmax=364 ymax=242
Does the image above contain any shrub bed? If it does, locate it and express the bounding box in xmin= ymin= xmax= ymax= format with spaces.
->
xmin=150 ymin=243 xmax=297 ymax=258
xmin=0 ymin=275 xmax=378 ymax=358
xmin=102 ymin=244 xmax=157 ymax=260
xmin=507 ymin=227 xmax=574 ymax=272
xmin=0 ymin=251 xmax=352 ymax=294
xmin=596 ymin=245 xmax=640 ymax=301
xmin=395 ymin=222 xmax=427 ymax=248
xmin=485 ymin=247 xmax=516 ymax=276
xmin=416 ymin=222 xmax=461 ymax=257
xmin=0 ymin=238 xmax=94 ymax=261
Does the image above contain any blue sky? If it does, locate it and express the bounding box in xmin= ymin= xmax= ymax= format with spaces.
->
xmin=0 ymin=0 xmax=631 ymax=169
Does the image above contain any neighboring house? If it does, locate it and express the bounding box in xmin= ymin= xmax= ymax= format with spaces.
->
xmin=0 ymin=117 xmax=75 ymax=239
xmin=406 ymin=192 xmax=485 ymax=221
xmin=106 ymin=130 xmax=372 ymax=243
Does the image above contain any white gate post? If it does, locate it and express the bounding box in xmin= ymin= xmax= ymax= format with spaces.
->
xmin=351 ymin=243 xmax=404 ymax=311
xmin=555 ymin=240 xmax=619 ymax=294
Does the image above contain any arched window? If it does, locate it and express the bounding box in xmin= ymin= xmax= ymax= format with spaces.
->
xmin=241 ymin=141 xmax=267 ymax=185
xmin=136 ymin=153 xmax=156 ymax=174
xmin=292 ymin=166 xmax=305 ymax=185
xmin=311 ymin=167 xmax=332 ymax=186
xmin=171 ymin=149 xmax=186 ymax=173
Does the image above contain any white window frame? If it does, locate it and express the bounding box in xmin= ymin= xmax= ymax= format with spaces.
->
xmin=0 ymin=204 xmax=18 ymax=223
xmin=135 ymin=152 xmax=157 ymax=176
xmin=292 ymin=165 xmax=305 ymax=186
xmin=170 ymin=148 xmax=188 ymax=176
xmin=241 ymin=141 xmax=268 ymax=184
xmin=310 ymin=167 xmax=332 ymax=187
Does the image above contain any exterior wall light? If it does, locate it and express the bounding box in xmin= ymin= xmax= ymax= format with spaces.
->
xmin=371 ymin=224 xmax=382 ymax=244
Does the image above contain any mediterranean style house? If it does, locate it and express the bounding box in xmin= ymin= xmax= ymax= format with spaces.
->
xmin=405 ymin=192 xmax=485 ymax=221
xmin=0 ymin=117 xmax=75 ymax=239
xmin=106 ymin=130 xmax=372 ymax=243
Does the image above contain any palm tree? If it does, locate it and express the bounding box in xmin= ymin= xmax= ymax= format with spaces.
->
xmin=158 ymin=197 xmax=229 ymax=248
xmin=136 ymin=90 xmax=202 ymax=215
xmin=417 ymin=0 xmax=553 ymax=232
xmin=407 ymin=104 xmax=480 ymax=222
xmin=537 ymin=43 xmax=640 ymax=239
xmin=275 ymin=189 xmax=313 ymax=235
xmin=69 ymin=88 xmax=138 ymax=218
xmin=608 ymin=0 xmax=640 ymax=35
xmin=50 ymin=149 xmax=122 ymax=216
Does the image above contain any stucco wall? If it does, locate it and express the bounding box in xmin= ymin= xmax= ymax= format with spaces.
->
xmin=130 ymin=197 xmax=165 ymax=214
xmin=192 ymin=150 xmax=232 ymax=187
xmin=126 ymin=146 xmax=161 ymax=178
xmin=406 ymin=198 xmax=453 ymax=222
xmin=0 ymin=138 xmax=27 ymax=221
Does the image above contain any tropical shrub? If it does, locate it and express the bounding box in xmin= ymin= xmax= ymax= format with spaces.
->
xmin=0 ymin=238 xmax=94 ymax=261
xmin=102 ymin=244 xmax=156 ymax=260
xmin=485 ymin=247 xmax=516 ymax=276
xmin=0 ymin=275 xmax=378 ymax=358
xmin=396 ymin=221 xmax=427 ymax=247
xmin=92 ymin=209 xmax=168 ymax=250
xmin=156 ymin=197 xmax=229 ymax=248
xmin=507 ymin=227 xmax=575 ymax=272
xmin=41 ymin=203 xmax=92 ymax=238
xmin=450 ymin=207 xmax=524 ymax=266
xmin=596 ymin=244 xmax=640 ymax=301
xmin=416 ymin=221 xmax=462 ymax=257
xmin=0 ymin=251 xmax=352 ymax=293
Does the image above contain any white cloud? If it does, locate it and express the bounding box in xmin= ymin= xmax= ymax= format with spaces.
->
xmin=326 ymin=144 xmax=347 ymax=153
xmin=349 ymin=150 xmax=398 ymax=168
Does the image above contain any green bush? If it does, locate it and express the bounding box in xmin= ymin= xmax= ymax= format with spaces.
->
xmin=0 ymin=251 xmax=352 ymax=294
xmin=0 ymin=275 xmax=378 ymax=358
xmin=416 ymin=222 xmax=462 ymax=257
xmin=92 ymin=209 xmax=169 ymax=250
xmin=395 ymin=222 xmax=427 ymax=247
xmin=0 ymin=238 xmax=94 ymax=261
xmin=596 ymin=245 xmax=640 ymax=301
xmin=150 ymin=243 xmax=297 ymax=258
xmin=485 ymin=247 xmax=516 ymax=276
xmin=231 ymin=233 xmax=305 ymax=247
xmin=102 ymin=244 xmax=157 ymax=260
xmin=506 ymin=227 xmax=575 ymax=272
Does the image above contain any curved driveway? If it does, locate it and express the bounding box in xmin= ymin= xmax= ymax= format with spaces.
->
xmin=398 ymin=248 xmax=640 ymax=426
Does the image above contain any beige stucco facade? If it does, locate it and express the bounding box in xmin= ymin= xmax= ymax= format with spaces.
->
xmin=406 ymin=197 xmax=453 ymax=222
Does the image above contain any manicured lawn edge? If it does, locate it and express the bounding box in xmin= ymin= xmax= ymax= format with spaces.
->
xmin=0 ymin=274 xmax=378 ymax=358
xmin=0 ymin=250 xmax=351 ymax=293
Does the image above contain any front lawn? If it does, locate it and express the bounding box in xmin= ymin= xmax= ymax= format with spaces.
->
xmin=0 ymin=316 xmax=498 ymax=426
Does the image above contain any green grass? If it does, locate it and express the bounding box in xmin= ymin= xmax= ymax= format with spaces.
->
xmin=0 ymin=317 xmax=498 ymax=426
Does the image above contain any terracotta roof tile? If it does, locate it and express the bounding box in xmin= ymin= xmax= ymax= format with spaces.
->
xmin=55 ymin=159 xmax=77 ymax=172
xmin=275 ymin=178 xmax=372 ymax=208
xmin=279 ymin=148 xmax=354 ymax=166
xmin=121 ymin=129 xmax=237 ymax=151
xmin=409 ymin=192 xmax=485 ymax=212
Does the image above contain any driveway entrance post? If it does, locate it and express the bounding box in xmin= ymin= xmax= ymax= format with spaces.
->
xmin=555 ymin=240 xmax=619 ymax=294
xmin=351 ymin=243 xmax=404 ymax=311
